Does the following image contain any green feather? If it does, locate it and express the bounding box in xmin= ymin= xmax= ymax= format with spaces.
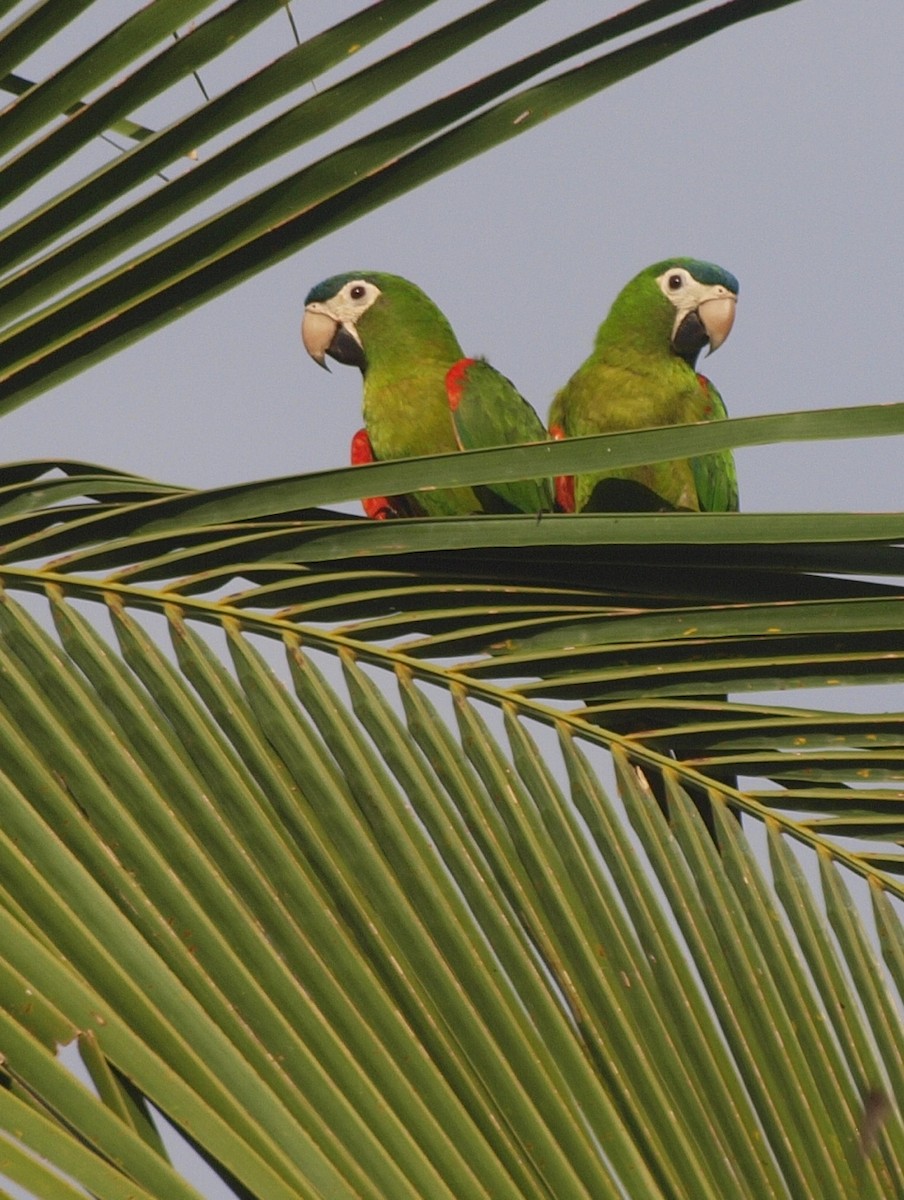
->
xmin=447 ymin=357 xmax=554 ymax=513
xmin=690 ymin=375 xmax=739 ymax=512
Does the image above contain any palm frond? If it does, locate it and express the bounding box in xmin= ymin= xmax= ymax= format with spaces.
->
xmin=0 ymin=405 xmax=902 ymax=882
xmin=0 ymin=582 xmax=899 ymax=1197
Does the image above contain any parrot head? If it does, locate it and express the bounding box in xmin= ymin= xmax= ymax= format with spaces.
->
xmin=605 ymin=259 xmax=739 ymax=368
xmin=301 ymin=271 xmax=462 ymax=375
xmin=657 ymin=259 xmax=738 ymax=363
xmin=301 ymin=272 xmax=384 ymax=371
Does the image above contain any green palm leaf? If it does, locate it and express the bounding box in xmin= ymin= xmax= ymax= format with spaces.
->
xmin=0 ymin=399 xmax=902 ymax=873
xmin=0 ymin=416 xmax=901 ymax=1193
xmin=0 ymin=580 xmax=899 ymax=1197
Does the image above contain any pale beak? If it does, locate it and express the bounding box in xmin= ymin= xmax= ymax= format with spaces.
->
xmin=301 ymin=307 xmax=339 ymax=369
xmin=698 ymin=294 xmax=737 ymax=355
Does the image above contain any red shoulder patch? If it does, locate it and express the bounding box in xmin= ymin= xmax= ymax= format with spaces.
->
xmin=549 ymin=423 xmax=576 ymax=513
xmin=445 ymin=357 xmax=475 ymax=411
xmin=555 ymin=475 xmax=575 ymax=513
xmin=350 ymin=427 xmax=377 ymax=465
xmin=362 ymin=496 xmax=395 ymax=520
xmin=350 ymin=428 xmax=396 ymax=519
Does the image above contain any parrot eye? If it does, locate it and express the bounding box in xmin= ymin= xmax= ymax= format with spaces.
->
xmin=656 ymin=266 xmax=696 ymax=304
xmin=341 ymin=280 xmax=381 ymax=309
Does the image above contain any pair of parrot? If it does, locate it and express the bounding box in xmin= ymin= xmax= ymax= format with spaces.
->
xmin=301 ymin=259 xmax=739 ymax=518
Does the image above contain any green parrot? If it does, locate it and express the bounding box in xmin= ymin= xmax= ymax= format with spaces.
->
xmin=549 ymin=258 xmax=739 ymax=513
xmin=302 ymin=271 xmax=552 ymax=517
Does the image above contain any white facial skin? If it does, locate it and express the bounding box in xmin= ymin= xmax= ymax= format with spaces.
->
xmin=656 ymin=266 xmax=736 ymax=353
xmin=301 ymin=279 xmax=383 ymax=363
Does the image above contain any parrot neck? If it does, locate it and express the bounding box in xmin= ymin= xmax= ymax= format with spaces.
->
xmin=594 ymin=285 xmax=678 ymax=368
xmin=361 ymin=298 xmax=463 ymax=374
xmin=596 ymin=314 xmax=674 ymax=364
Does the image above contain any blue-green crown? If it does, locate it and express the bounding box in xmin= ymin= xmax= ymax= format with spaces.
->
xmin=304 ymin=271 xmax=375 ymax=304
xmin=669 ymin=258 xmax=739 ymax=294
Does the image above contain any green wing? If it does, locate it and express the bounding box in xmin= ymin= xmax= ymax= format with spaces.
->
xmin=690 ymin=375 xmax=739 ymax=512
xmin=447 ymin=358 xmax=555 ymax=513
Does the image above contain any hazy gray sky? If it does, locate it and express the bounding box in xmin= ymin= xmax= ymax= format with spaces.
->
xmin=1 ymin=0 xmax=900 ymax=520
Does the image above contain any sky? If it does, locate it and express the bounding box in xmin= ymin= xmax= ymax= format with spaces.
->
xmin=1 ymin=0 xmax=901 ymax=519
xmin=0 ymin=3 xmax=901 ymax=1197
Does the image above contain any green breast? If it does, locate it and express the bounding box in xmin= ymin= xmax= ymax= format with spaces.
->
xmin=556 ymin=357 xmax=725 ymax=512
xmin=365 ymin=363 xmax=480 ymax=516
